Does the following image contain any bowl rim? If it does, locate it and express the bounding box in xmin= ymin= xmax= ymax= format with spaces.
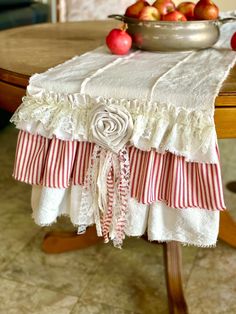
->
xmin=108 ymin=14 xmax=220 ymax=25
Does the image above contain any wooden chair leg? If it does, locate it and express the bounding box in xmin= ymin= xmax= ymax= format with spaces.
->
xmin=163 ymin=241 xmax=188 ymax=314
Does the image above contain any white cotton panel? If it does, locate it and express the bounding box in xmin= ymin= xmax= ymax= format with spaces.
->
xmin=31 ymin=185 xmax=220 ymax=247
xmin=31 ymin=185 xmax=67 ymax=226
xmin=148 ymin=201 xmax=220 ymax=247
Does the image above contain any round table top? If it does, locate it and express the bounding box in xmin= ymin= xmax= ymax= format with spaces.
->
xmin=0 ymin=21 xmax=116 ymax=80
xmin=0 ymin=21 xmax=235 ymax=98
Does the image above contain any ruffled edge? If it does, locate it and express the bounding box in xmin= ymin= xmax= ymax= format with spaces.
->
xmin=13 ymin=130 xmax=226 ymax=211
xmin=31 ymin=185 xmax=220 ymax=248
xmin=10 ymin=87 xmax=217 ymax=163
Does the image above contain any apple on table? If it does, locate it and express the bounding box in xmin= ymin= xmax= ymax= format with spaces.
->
xmin=231 ymin=33 xmax=236 ymax=51
xmin=106 ymin=25 xmax=132 ymax=55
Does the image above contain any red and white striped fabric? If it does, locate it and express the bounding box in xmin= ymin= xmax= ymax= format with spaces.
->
xmin=13 ymin=130 xmax=226 ymax=211
xmin=102 ymin=167 xmax=114 ymax=243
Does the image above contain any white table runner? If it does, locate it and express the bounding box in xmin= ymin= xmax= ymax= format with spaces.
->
xmin=12 ymin=21 xmax=236 ymax=163
xmin=11 ymin=19 xmax=236 ymax=247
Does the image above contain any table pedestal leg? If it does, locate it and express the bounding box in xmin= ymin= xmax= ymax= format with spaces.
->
xmin=163 ymin=242 xmax=188 ymax=314
xmin=219 ymin=211 xmax=236 ymax=248
xmin=42 ymin=227 xmax=101 ymax=254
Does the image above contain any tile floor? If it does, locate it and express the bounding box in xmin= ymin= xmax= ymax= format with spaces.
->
xmin=0 ymin=125 xmax=235 ymax=314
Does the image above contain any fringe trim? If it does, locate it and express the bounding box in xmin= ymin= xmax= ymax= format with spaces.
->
xmin=33 ymin=214 xmax=217 ymax=249
xmin=149 ymin=239 xmax=217 ymax=248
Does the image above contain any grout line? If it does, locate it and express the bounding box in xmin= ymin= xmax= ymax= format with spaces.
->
xmin=0 ymin=275 xmax=79 ymax=301
xmin=69 ymin=301 xmax=78 ymax=314
xmin=0 ymin=270 xmax=82 ymax=298
xmin=0 ymin=231 xmax=111 ymax=298
xmin=0 ymin=228 xmax=42 ymax=273
xmin=69 ymin=297 xmax=141 ymax=314
xmin=76 ymin=249 xmax=109 ymax=300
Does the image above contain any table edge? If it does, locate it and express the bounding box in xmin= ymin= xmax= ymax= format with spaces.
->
xmin=0 ymin=67 xmax=236 ymax=107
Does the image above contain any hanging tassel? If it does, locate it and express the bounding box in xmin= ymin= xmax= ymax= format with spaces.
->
xmin=77 ymin=144 xmax=103 ymax=236
xmin=113 ymin=147 xmax=130 ymax=248
xmin=102 ymin=168 xmax=114 ymax=243
xmin=77 ymin=144 xmax=131 ymax=247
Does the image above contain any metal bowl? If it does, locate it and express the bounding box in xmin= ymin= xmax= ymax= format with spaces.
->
xmin=108 ymin=14 xmax=235 ymax=52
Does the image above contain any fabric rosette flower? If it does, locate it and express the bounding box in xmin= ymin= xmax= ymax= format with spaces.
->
xmin=89 ymin=104 xmax=133 ymax=153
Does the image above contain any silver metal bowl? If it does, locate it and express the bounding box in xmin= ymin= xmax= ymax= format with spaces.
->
xmin=108 ymin=14 xmax=235 ymax=52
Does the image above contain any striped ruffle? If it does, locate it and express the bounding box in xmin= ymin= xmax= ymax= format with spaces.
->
xmin=13 ymin=130 xmax=226 ymax=211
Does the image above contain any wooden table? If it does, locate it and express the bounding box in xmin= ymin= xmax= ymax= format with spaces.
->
xmin=0 ymin=22 xmax=235 ymax=314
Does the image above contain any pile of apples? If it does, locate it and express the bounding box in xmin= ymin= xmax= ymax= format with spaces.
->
xmin=125 ymin=0 xmax=219 ymax=22
xmin=106 ymin=0 xmax=236 ymax=55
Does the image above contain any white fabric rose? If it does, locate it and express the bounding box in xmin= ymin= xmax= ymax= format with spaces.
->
xmin=89 ymin=105 xmax=133 ymax=153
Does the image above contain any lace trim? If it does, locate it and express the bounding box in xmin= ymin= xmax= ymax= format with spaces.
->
xmin=151 ymin=240 xmax=217 ymax=248
xmin=73 ymin=145 xmax=131 ymax=247
xmin=10 ymin=90 xmax=216 ymax=163
xmin=78 ymin=145 xmax=102 ymax=235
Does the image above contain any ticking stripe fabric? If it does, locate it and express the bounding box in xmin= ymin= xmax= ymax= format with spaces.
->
xmin=13 ymin=130 xmax=226 ymax=211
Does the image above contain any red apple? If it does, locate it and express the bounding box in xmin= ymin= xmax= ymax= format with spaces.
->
xmin=231 ymin=32 xmax=236 ymax=51
xmin=152 ymin=0 xmax=175 ymax=15
xmin=139 ymin=6 xmax=161 ymax=20
xmin=106 ymin=27 xmax=132 ymax=55
xmin=177 ymin=2 xmax=195 ymax=20
xmin=161 ymin=10 xmax=187 ymax=21
xmin=125 ymin=0 xmax=149 ymax=18
xmin=194 ymin=0 xmax=219 ymax=20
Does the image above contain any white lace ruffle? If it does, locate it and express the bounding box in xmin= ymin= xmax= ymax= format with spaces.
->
xmin=11 ymin=90 xmax=216 ymax=163
xmin=31 ymin=185 xmax=220 ymax=248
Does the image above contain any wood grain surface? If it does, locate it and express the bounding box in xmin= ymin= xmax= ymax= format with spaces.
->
xmin=0 ymin=22 xmax=117 ymax=79
xmin=0 ymin=21 xmax=235 ymax=98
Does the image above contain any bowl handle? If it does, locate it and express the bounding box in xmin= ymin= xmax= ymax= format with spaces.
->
xmin=108 ymin=14 xmax=125 ymax=21
xmin=217 ymin=17 xmax=236 ymax=25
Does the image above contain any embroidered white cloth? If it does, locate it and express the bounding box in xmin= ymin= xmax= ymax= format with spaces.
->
xmin=11 ymin=18 xmax=236 ymax=247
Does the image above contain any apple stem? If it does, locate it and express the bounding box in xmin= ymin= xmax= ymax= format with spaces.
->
xmin=120 ymin=23 xmax=128 ymax=32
